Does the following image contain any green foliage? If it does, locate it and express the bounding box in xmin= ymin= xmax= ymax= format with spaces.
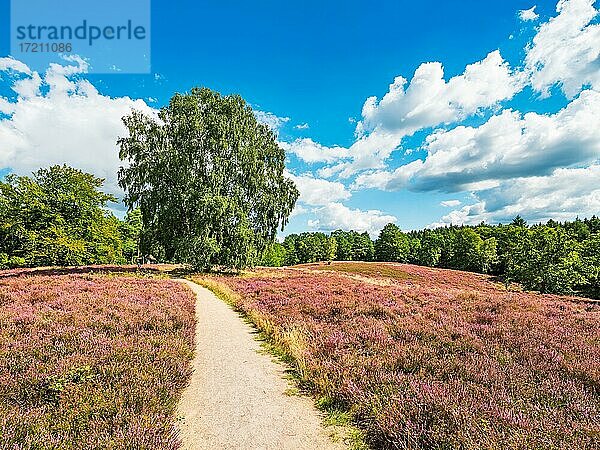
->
xmin=413 ymin=231 xmax=443 ymax=267
xmin=118 ymin=87 xmax=298 ymax=271
xmin=0 ymin=165 xmax=124 ymax=268
xmin=406 ymin=216 xmax=598 ymax=298
xmin=352 ymin=232 xmax=374 ymax=261
xmin=584 ymin=216 xmax=600 ymax=233
xmin=42 ymin=366 xmax=95 ymax=405
xmin=446 ymin=228 xmax=497 ymax=273
xmin=511 ymin=215 xmax=527 ymax=227
xmin=260 ymin=242 xmax=287 ymax=267
xmin=282 ymin=234 xmax=299 ymax=266
xmin=580 ymin=232 xmax=600 ymax=297
xmin=282 ymin=232 xmax=336 ymax=264
xmin=447 ymin=228 xmax=482 ymax=271
xmin=118 ymin=209 xmax=142 ymax=263
xmin=506 ymin=226 xmax=585 ymax=294
xmin=479 ymin=237 xmax=498 ymax=274
xmin=374 ymin=223 xmax=410 ymax=262
xmin=330 ymin=230 xmax=373 ymax=261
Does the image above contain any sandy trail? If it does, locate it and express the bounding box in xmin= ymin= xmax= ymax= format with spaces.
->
xmin=176 ymin=279 xmax=345 ymax=450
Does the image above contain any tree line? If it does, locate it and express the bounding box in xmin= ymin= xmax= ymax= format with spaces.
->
xmin=2 ymin=164 xmax=598 ymax=298
xmin=0 ymin=87 xmax=597 ymax=299
xmin=262 ymin=218 xmax=600 ymax=298
xmin=0 ymin=165 xmax=142 ymax=268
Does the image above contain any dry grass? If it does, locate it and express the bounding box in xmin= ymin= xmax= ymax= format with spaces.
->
xmin=0 ymin=269 xmax=196 ymax=449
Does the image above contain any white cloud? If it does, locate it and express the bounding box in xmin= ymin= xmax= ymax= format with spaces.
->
xmin=285 ymin=171 xmax=351 ymax=206
xmin=347 ymin=0 xmax=600 ymax=229
xmin=294 ymin=122 xmax=309 ymax=129
xmin=253 ymin=110 xmax=290 ymax=132
xmin=289 ymin=0 xmax=599 ymax=193
xmin=0 ymin=57 xmax=32 ymax=74
xmin=352 ymin=159 xmax=423 ymax=190
xmin=308 ymin=202 xmax=396 ymax=237
xmin=281 ymin=138 xmax=349 ymax=164
xmin=440 ymin=200 xmax=462 ymax=207
xmin=12 ymin=71 xmax=42 ymax=99
xmin=289 ymin=204 xmax=308 ymax=219
xmin=285 ymin=168 xmax=396 ymax=236
xmin=308 ymin=1 xmax=600 ymax=229
xmin=354 ymin=88 xmax=600 ymax=192
xmin=525 ymin=0 xmax=600 ymax=97
xmin=430 ymin=165 xmax=600 ymax=226
xmin=359 ymin=51 xmax=521 ymax=136
xmin=0 ymin=57 xmax=156 ymax=197
xmin=315 ymin=50 xmax=522 ymax=178
xmin=319 ymin=131 xmax=400 ymax=178
xmin=519 ymin=6 xmax=540 ymax=21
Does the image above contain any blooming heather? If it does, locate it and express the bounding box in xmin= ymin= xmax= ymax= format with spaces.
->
xmin=199 ymin=262 xmax=600 ymax=449
xmin=0 ymin=269 xmax=196 ymax=449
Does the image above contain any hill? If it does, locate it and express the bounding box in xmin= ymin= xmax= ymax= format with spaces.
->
xmin=195 ymin=261 xmax=600 ymax=449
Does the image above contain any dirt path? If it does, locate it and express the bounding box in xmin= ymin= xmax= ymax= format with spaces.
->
xmin=176 ymin=279 xmax=345 ymax=450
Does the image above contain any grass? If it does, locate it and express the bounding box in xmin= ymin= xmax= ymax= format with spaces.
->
xmin=194 ymin=262 xmax=600 ymax=449
xmin=0 ymin=269 xmax=196 ymax=449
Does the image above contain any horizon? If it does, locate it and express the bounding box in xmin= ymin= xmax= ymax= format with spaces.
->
xmin=0 ymin=0 xmax=598 ymax=238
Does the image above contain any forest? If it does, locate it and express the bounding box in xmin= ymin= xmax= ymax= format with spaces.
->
xmin=264 ymin=218 xmax=600 ymax=298
xmin=1 ymin=164 xmax=598 ymax=299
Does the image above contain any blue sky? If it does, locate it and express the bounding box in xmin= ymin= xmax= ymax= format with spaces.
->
xmin=0 ymin=0 xmax=599 ymax=236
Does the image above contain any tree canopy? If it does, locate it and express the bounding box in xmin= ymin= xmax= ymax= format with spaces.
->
xmin=260 ymin=217 xmax=600 ymax=299
xmin=0 ymin=165 xmax=124 ymax=267
xmin=118 ymin=87 xmax=298 ymax=270
xmin=374 ymin=223 xmax=410 ymax=262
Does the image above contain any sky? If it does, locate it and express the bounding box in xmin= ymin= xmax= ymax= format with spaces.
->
xmin=0 ymin=0 xmax=599 ymax=237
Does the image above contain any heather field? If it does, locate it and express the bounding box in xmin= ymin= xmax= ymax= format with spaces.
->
xmin=0 ymin=269 xmax=196 ymax=449
xmin=195 ymin=262 xmax=600 ymax=449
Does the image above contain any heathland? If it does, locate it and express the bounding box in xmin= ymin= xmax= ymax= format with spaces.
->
xmin=195 ymin=262 xmax=600 ymax=449
xmin=0 ymin=267 xmax=196 ymax=449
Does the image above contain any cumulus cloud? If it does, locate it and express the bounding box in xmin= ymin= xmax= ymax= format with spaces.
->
xmin=519 ymin=6 xmax=540 ymax=21
xmin=318 ymin=132 xmax=400 ymax=178
xmin=285 ymin=170 xmax=351 ymax=206
xmin=315 ymin=50 xmax=522 ymax=178
xmin=281 ymin=138 xmax=349 ymax=164
xmin=354 ymin=88 xmax=600 ymax=192
xmin=308 ymin=202 xmax=396 ymax=237
xmin=253 ymin=110 xmax=290 ymax=132
xmin=352 ymin=159 xmax=423 ymax=191
xmin=430 ymin=165 xmax=600 ymax=226
xmin=287 ymin=1 xmax=600 ymax=228
xmin=0 ymin=56 xmax=32 ymax=74
xmin=283 ymin=167 xmax=395 ymax=236
xmin=358 ymin=51 xmax=521 ymax=136
xmin=0 ymin=56 xmax=155 ymax=196
xmin=294 ymin=122 xmax=309 ymax=129
xmin=440 ymin=200 xmax=462 ymax=207
xmin=525 ymin=0 xmax=600 ymax=97
xmin=292 ymin=0 xmax=599 ymax=201
xmin=288 ymin=204 xmax=308 ymax=219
